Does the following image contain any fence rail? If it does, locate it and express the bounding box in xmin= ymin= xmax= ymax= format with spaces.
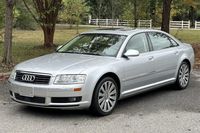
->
xmin=88 ymin=19 xmax=200 ymax=30
xmin=195 ymin=21 xmax=200 ymax=29
xmin=170 ymin=21 xmax=190 ymax=29
xmin=89 ymin=19 xmax=152 ymax=28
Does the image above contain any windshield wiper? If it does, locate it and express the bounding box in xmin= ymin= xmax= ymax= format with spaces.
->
xmin=81 ymin=53 xmax=102 ymax=56
xmin=57 ymin=51 xmax=82 ymax=54
xmin=57 ymin=51 xmax=102 ymax=56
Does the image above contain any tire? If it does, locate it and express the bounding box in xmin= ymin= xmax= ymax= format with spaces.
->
xmin=174 ymin=61 xmax=190 ymax=90
xmin=90 ymin=77 xmax=119 ymax=116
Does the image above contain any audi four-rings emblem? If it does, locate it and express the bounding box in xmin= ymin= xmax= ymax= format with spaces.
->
xmin=21 ymin=74 xmax=36 ymax=82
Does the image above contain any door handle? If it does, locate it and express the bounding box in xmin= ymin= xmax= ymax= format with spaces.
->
xmin=148 ymin=56 xmax=154 ymax=61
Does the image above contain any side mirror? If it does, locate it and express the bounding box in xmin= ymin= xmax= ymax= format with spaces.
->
xmin=56 ymin=45 xmax=63 ymax=51
xmin=124 ymin=49 xmax=140 ymax=57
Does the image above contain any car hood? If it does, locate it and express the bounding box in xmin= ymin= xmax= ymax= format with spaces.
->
xmin=15 ymin=53 xmax=116 ymax=75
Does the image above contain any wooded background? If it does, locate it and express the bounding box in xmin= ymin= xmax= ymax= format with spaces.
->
xmin=0 ymin=0 xmax=199 ymax=30
xmin=1 ymin=0 xmax=200 ymax=65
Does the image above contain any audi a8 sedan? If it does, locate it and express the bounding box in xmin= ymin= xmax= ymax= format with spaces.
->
xmin=8 ymin=29 xmax=194 ymax=116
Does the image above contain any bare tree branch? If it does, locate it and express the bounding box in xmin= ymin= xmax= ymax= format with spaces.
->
xmin=22 ymin=0 xmax=42 ymax=27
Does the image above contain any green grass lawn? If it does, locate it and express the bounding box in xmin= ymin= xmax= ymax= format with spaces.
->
xmin=0 ymin=27 xmax=200 ymax=72
xmin=0 ymin=27 xmax=92 ymax=63
xmin=170 ymin=29 xmax=200 ymax=44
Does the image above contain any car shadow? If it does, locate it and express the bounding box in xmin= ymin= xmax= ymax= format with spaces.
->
xmin=14 ymin=76 xmax=200 ymax=118
xmin=19 ymin=106 xmax=94 ymax=118
xmin=17 ymin=85 xmax=175 ymax=118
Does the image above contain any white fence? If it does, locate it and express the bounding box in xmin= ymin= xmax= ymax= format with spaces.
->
xmin=195 ymin=21 xmax=200 ymax=29
xmin=89 ymin=19 xmax=152 ymax=28
xmin=88 ymin=19 xmax=200 ymax=30
xmin=170 ymin=21 xmax=190 ymax=29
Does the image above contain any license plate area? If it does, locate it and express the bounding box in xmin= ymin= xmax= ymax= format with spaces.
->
xmin=18 ymin=87 xmax=34 ymax=97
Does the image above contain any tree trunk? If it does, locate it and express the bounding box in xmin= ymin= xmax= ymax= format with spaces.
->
xmin=149 ymin=0 xmax=156 ymax=27
xmin=161 ymin=0 xmax=172 ymax=33
xmin=22 ymin=0 xmax=62 ymax=48
xmin=42 ymin=25 xmax=55 ymax=48
xmin=133 ymin=0 xmax=137 ymax=28
xmin=76 ymin=22 xmax=79 ymax=34
xmin=2 ymin=0 xmax=15 ymax=65
xmin=189 ymin=6 xmax=195 ymax=27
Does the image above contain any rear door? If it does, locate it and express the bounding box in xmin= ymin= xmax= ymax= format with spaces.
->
xmin=147 ymin=32 xmax=180 ymax=82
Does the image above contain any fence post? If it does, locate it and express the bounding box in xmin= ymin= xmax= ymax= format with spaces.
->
xmin=138 ymin=20 xmax=140 ymax=28
xmin=96 ymin=18 xmax=98 ymax=26
xmin=150 ymin=19 xmax=152 ymax=28
xmin=195 ymin=21 xmax=197 ymax=29
xmin=188 ymin=21 xmax=190 ymax=29
xmin=89 ymin=19 xmax=91 ymax=24
xmin=181 ymin=20 xmax=184 ymax=29
xmin=117 ymin=19 xmax=119 ymax=26
xmin=106 ymin=19 xmax=109 ymax=26
xmin=88 ymin=15 xmax=91 ymax=24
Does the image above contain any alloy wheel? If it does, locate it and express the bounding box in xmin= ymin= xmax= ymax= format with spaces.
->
xmin=98 ymin=81 xmax=117 ymax=113
xmin=178 ymin=63 xmax=190 ymax=88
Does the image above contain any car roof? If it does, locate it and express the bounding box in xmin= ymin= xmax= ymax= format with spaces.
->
xmin=82 ymin=28 xmax=163 ymax=36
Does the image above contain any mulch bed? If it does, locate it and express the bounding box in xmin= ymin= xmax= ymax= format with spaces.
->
xmin=192 ymin=44 xmax=200 ymax=69
xmin=0 ymin=73 xmax=10 ymax=81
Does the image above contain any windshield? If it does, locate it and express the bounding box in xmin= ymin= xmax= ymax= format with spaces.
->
xmin=57 ymin=34 xmax=127 ymax=57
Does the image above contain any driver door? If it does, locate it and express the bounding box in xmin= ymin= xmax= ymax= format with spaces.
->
xmin=122 ymin=33 xmax=156 ymax=94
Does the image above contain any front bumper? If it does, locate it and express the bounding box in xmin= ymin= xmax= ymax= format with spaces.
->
xmin=8 ymin=80 xmax=91 ymax=109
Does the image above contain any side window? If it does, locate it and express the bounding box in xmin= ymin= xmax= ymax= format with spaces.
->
xmin=148 ymin=32 xmax=173 ymax=51
xmin=125 ymin=33 xmax=149 ymax=53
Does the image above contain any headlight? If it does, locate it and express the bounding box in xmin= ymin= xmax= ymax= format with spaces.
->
xmin=54 ymin=74 xmax=86 ymax=85
xmin=9 ymin=69 xmax=16 ymax=80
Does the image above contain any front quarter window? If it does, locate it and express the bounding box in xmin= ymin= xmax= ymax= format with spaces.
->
xmin=58 ymin=34 xmax=127 ymax=57
xmin=125 ymin=33 xmax=149 ymax=53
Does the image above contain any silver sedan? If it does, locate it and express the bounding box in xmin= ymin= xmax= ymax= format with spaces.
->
xmin=8 ymin=29 xmax=194 ymax=116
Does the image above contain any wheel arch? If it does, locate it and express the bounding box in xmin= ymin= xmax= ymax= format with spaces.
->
xmin=175 ymin=55 xmax=192 ymax=80
xmin=93 ymin=72 xmax=121 ymax=99
xmin=182 ymin=59 xmax=191 ymax=71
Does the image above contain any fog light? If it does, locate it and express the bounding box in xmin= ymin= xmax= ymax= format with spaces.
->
xmin=68 ymin=97 xmax=77 ymax=102
xmin=51 ymin=97 xmax=82 ymax=103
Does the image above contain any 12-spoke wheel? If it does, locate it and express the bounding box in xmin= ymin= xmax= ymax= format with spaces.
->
xmin=98 ymin=81 xmax=117 ymax=113
xmin=175 ymin=61 xmax=190 ymax=90
xmin=90 ymin=77 xmax=118 ymax=116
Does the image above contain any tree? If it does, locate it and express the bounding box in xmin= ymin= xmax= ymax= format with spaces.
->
xmin=149 ymin=0 xmax=157 ymax=27
xmin=22 ymin=0 xmax=62 ymax=48
xmin=0 ymin=1 xmax=5 ymax=29
xmin=59 ymin=0 xmax=89 ymax=33
xmin=133 ymin=0 xmax=137 ymax=27
xmin=2 ymin=0 xmax=15 ymax=65
xmin=97 ymin=0 xmax=103 ymax=19
xmin=184 ymin=0 xmax=198 ymax=27
xmin=86 ymin=0 xmax=123 ymax=19
xmin=161 ymin=0 xmax=172 ymax=33
xmin=14 ymin=1 xmax=36 ymax=30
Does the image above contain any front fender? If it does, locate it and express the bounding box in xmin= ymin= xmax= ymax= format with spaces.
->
xmin=81 ymin=65 xmax=124 ymax=106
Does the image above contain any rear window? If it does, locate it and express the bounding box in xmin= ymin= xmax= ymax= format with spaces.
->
xmin=148 ymin=32 xmax=173 ymax=51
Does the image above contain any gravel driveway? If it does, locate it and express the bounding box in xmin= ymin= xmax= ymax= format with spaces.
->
xmin=0 ymin=71 xmax=200 ymax=133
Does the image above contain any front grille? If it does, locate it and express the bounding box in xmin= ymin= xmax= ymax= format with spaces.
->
xmin=15 ymin=71 xmax=51 ymax=84
xmin=15 ymin=93 xmax=45 ymax=104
